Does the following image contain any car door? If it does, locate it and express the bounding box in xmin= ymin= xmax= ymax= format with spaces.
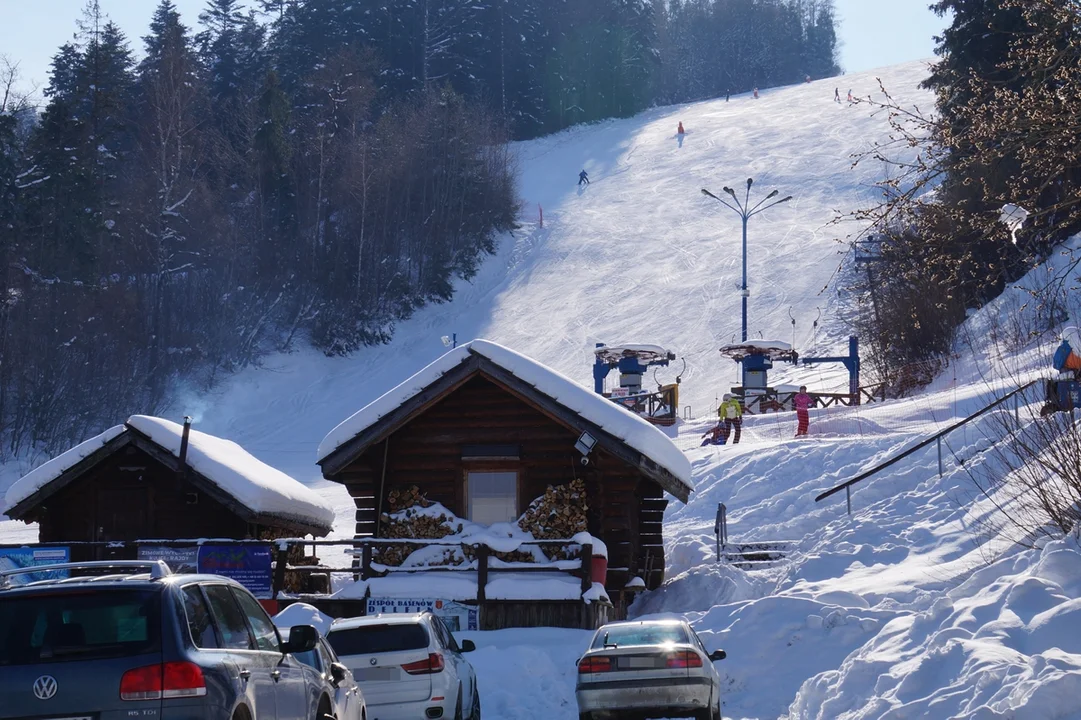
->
xmin=202 ymin=584 xmax=276 ymax=719
xmin=320 ymin=639 xmax=361 ymax=720
xmin=231 ymin=587 xmax=311 ymax=720
xmin=433 ymin=618 xmax=474 ymax=715
xmin=690 ymin=628 xmax=721 ymax=705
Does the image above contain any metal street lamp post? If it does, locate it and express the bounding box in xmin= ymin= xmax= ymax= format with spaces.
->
xmin=701 ymin=178 xmax=792 ymax=342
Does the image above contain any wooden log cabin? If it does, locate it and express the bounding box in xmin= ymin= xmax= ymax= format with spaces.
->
xmin=3 ymin=415 xmax=335 ymax=559
xmin=317 ymin=340 xmax=693 ymax=623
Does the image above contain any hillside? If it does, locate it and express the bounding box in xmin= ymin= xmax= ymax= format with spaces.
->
xmin=89 ymin=61 xmax=934 ymax=486
xmin=6 ymin=60 xmax=1079 ymax=719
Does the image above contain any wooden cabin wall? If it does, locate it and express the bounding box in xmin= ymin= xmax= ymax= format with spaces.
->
xmin=337 ymin=375 xmax=586 ymax=527
xmin=37 ymin=445 xmax=248 ymax=549
xmin=332 ymin=374 xmax=672 ymax=593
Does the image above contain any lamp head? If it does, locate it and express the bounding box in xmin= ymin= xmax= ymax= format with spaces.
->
xmin=766 ymin=189 xmax=779 ymax=199
xmin=778 ymin=195 xmax=793 ymax=204
xmin=746 ymin=178 xmax=753 ymax=188
xmin=723 ymin=186 xmax=735 ymax=197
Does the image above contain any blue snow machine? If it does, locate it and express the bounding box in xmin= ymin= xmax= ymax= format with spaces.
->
xmin=1042 ymin=329 xmax=1081 ymax=415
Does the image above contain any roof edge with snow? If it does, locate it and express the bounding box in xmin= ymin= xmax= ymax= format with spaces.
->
xmin=317 ymin=339 xmax=693 ymax=501
xmin=5 ymin=417 xmax=335 ymax=537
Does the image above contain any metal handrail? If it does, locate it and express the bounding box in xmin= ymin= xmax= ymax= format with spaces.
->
xmin=815 ymin=380 xmax=1037 ymax=512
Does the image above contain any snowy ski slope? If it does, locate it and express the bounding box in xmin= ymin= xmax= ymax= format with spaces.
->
xmin=5 ymin=60 xmax=1081 ymax=718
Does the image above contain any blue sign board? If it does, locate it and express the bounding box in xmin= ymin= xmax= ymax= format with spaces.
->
xmin=198 ymin=544 xmax=273 ymax=599
xmin=0 ymin=547 xmax=70 ymax=585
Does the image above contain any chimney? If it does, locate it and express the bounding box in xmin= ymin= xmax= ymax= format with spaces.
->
xmin=178 ymin=416 xmax=193 ymax=472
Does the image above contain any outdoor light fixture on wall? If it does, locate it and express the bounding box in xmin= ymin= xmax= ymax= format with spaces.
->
xmin=575 ymin=431 xmax=597 ymax=465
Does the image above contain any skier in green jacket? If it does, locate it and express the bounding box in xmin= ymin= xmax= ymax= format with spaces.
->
xmin=718 ymin=394 xmax=743 ymax=444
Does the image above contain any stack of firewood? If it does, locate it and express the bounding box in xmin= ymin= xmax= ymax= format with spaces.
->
xmin=386 ymin=485 xmax=432 ymax=513
xmin=517 ymin=478 xmax=588 ymax=539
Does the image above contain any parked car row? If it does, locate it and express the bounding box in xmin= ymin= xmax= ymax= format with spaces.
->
xmin=0 ymin=561 xmax=726 ymax=720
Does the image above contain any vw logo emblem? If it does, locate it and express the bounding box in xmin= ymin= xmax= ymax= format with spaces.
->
xmin=33 ymin=675 xmax=58 ymax=700
xmin=369 ymin=658 xmax=378 ymax=666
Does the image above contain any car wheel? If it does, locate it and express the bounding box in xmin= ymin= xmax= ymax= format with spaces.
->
xmin=453 ymin=685 xmax=464 ymax=720
xmin=469 ymin=684 xmax=481 ymax=720
xmin=317 ymin=696 xmax=335 ymax=720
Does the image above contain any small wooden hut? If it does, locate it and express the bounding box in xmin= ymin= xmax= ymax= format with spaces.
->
xmin=317 ymin=339 xmax=693 ymax=625
xmin=4 ymin=415 xmax=335 ymax=555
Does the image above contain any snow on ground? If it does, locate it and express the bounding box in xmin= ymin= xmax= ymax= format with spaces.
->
xmin=4 ymin=60 xmax=1081 ymax=718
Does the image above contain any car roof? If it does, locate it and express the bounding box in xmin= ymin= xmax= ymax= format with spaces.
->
xmin=329 ymin=612 xmax=432 ymax=631
xmin=597 ymin=618 xmax=688 ymax=629
xmin=0 ymin=573 xmax=245 ymax=596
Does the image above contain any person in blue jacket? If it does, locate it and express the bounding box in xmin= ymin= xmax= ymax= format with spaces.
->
xmin=579 ymin=169 xmax=590 ymax=185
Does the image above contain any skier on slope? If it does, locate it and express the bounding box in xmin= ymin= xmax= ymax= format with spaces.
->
xmin=753 ymin=87 xmax=759 ymax=99
xmin=578 ymin=169 xmax=590 ymax=186
xmin=834 ymin=87 xmax=840 ymax=103
xmin=794 ymin=386 xmax=813 ymax=437
xmin=702 ymin=394 xmax=743 ymax=446
xmin=847 ymin=89 xmax=853 ymax=102
xmin=677 ymin=121 xmax=685 ymax=135
xmin=718 ymin=393 xmax=742 ymax=444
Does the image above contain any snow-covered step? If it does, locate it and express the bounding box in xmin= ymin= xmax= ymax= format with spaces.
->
xmin=719 ymin=540 xmax=795 ymax=569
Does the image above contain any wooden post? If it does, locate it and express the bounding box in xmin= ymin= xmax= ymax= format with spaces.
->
xmin=476 ymin=545 xmax=489 ymax=603
xmin=272 ymin=542 xmax=289 ymax=600
xmin=361 ymin=542 xmax=372 ymax=581
xmin=581 ymin=543 xmax=593 ymax=593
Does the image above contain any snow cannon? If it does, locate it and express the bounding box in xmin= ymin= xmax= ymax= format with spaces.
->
xmin=593 ymin=343 xmax=684 ymax=426
xmin=1042 ymin=327 xmax=1081 ymax=415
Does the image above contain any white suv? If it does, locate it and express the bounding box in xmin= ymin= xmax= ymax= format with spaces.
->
xmin=326 ymin=612 xmax=480 ymax=720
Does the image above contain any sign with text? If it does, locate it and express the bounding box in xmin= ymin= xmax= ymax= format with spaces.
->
xmin=198 ymin=544 xmax=273 ymax=599
xmin=366 ymin=597 xmax=479 ymax=632
xmin=137 ymin=545 xmax=198 ymax=574
xmin=0 ymin=547 xmax=70 ymax=585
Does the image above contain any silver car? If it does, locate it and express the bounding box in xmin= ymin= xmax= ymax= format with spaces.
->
xmin=575 ymin=619 xmax=727 ymax=720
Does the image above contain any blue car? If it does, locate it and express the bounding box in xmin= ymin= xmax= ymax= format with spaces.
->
xmin=0 ymin=560 xmax=331 ymax=720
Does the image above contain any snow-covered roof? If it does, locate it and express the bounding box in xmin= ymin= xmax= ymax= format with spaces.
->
xmin=125 ymin=416 xmax=335 ymax=533
xmin=317 ymin=339 xmax=692 ymax=497
xmin=4 ymin=424 xmax=127 ymax=513
xmin=719 ymin=339 xmax=795 ymax=360
xmin=5 ymin=416 xmax=335 ymax=535
xmin=593 ymin=343 xmax=675 ymax=364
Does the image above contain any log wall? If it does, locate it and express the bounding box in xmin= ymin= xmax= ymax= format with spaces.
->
xmin=36 ymin=444 xmax=254 ymax=560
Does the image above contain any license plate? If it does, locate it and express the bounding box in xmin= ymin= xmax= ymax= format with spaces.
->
xmin=356 ymin=667 xmax=399 ymax=682
xmin=44 ymin=717 xmax=94 ymax=720
xmin=623 ymin=657 xmax=661 ymax=669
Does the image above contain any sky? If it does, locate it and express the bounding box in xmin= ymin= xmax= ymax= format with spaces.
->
xmin=0 ymin=0 xmax=949 ymax=98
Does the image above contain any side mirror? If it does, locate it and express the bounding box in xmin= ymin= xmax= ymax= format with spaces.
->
xmin=330 ymin=662 xmax=348 ymax=686
xmin=283 ymin=625 xmax=319 ymax=655
xmin=460 ymin=639 xmax=476 ymax=653
xmin=709 ymin=650 xmax=727 ymax=662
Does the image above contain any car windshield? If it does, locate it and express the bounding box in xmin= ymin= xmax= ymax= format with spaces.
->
xmin=327 ymin=623 xmax=428 ymax=656
xmin=591 ymin=623 xmax=689 ymax=649
xmin=0 ymin=589 xmax=161 ymax=666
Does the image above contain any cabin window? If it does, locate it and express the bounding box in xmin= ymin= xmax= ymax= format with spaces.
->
xmin=467 ymin=471 xmax=518 ymax=525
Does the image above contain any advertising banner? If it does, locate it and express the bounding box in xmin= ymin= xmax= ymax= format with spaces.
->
xmin=0 ymin=547 xmax=70 ymax=585
xmin=197 ymin=544 xmax=273 ymax=598
xmin=137 ymin=545 xmax=198 ymax=574
xmin=366 ymin=596 xmax=479 ymax=632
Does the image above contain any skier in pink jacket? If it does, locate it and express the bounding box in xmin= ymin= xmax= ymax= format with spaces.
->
xmin=794 ymin=385 xmax=813 ymax=437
